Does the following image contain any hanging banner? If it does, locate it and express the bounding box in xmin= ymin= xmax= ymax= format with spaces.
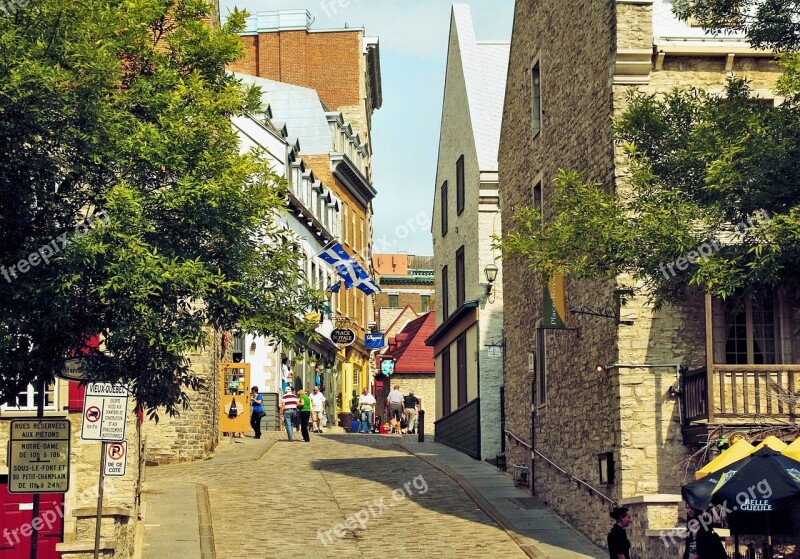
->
xmin=542 ymin=273 xmax=566 ymax=329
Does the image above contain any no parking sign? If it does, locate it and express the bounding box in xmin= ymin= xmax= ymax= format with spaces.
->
xmin=103 ymin=441 xmax=127 ymax=477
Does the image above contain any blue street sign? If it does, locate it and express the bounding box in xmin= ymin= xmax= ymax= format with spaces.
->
xmin=365 ymin=333 xmax=385 ymax=349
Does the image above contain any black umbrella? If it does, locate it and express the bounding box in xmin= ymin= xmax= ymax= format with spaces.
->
xmin=682 ymin=447 xmax=800 ymax=552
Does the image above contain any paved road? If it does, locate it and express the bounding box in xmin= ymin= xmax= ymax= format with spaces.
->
xmin=145 ymin=432 xmax=532 ymax=559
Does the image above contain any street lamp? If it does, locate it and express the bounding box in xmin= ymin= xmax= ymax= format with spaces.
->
xmin=484 ymin=263 xmax=499 ymax=295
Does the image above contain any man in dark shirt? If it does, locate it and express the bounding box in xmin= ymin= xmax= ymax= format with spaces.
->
xmin=402 ymin=391 xmax=419 ymax=434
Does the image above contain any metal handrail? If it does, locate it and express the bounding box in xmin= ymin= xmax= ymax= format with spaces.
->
xmin=504 ymin=430 xmax=616 ymax=505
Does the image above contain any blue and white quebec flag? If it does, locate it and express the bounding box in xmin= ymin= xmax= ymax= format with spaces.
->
xmin=318 ymin=242 xmax=382 ymax=295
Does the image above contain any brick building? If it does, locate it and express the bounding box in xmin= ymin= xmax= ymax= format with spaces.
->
xmin=499 ymin=1 xmax=787 ymax=557
xmin=427 ymin=5 xmax=507 ymax=462
xmin=373 ymin=253 xmax=435 ymax=327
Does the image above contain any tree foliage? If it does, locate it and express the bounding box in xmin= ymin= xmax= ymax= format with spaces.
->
xmin=674 ymin=0 xmax=800 ymax=52
xmin=0 ymin=0 xmax=324 ymax=418
xmin=500 ymin=71 xmax=800 ymax=307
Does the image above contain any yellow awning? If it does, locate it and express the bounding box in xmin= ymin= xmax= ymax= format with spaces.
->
xmin=695 ymin=439 xmax=755 ymax=480
xmin=782 ymin=437 xmax=800 ymax=462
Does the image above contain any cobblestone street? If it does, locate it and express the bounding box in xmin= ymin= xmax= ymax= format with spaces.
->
xmin=144 ymin=432 xmax=534 ymax=559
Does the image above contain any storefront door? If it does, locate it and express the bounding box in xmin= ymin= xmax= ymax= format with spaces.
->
xmin=0 ymin=482 xmax=63 ymax=559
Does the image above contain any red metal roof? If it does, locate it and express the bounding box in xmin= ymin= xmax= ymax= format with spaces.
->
xmin=383 ymin=312 xmax=436 ymax=374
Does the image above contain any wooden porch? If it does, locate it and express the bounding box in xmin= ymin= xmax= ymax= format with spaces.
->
xmin=681 ymin=365 xmax=800 ymax=444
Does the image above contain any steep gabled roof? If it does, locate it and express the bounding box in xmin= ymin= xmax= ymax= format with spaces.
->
xmin=385 ymin=312 xmax=436 ymax=374
xmin=452 ymin=4 xmax=510 ymax=172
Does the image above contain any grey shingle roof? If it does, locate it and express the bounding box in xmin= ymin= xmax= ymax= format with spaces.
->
xmin=234 ymin=73 xmax=333 ymax=155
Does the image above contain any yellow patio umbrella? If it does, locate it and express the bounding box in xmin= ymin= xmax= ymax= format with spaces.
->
xmin=782 ymin=437 xmax=800 ymax=462
xmin=695 ymin=438 xmax=755 ymax=480
xmin=753 ymin=435 xmax=788 ymax=452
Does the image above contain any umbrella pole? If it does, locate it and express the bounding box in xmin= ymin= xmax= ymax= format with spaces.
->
xmin=767 ymin=514 xmax=771 ymax=558
xmin=734 ymin=529 xmax=739 ymax=559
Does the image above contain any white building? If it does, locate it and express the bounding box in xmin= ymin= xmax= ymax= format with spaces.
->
xmin=427 ymin=4 xmax=509 ymax=461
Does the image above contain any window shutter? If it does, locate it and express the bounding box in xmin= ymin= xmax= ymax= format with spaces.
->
xmin=68 ymin=382 xmax=85 ymax=412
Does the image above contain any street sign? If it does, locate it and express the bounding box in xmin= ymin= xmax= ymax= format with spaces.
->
xmin=365 ymin=332 xmax=385 ymax=349
xmin=81 ymin=383 xmax=129 ymax=442
xmin=103 ymin=441 xmax=127 ymax=477
xmin=7 ymin=419 xmax=71 ymax=493
xmin=331 ymin=328 xmax=356 ymax=346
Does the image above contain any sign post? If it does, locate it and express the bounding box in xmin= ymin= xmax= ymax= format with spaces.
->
xmin=80 ymin=383 xmax=129 ymax=559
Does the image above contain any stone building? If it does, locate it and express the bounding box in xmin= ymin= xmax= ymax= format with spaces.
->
xmin=426 ymin=4 xmax=507 ymax=461
xmin=499 ymin=1 xmax=787 ymax=557
xmin=376 ymin=312 xmax=437 ymax=426
xmin=0 ymin=380 xmax=145 ymax=558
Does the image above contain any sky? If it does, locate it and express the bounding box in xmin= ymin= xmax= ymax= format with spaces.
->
xmin=219 ymin=0 xmax=516 ymax=256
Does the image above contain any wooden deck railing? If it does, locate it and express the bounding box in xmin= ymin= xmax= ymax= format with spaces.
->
xmin=683 ymin=365 xmax=800 ymax=421
xmin=714 ymin=365 xmax=800 ymax=417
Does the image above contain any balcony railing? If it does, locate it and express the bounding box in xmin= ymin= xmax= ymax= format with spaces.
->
xmin=683 ymin=365 xmax=800 ymax=422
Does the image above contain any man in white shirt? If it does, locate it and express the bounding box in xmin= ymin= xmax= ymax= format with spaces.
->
xmin=358 ymin=387 xmax=376 ymax=433
xmin=386 ymin=384 xmax=404 ymax=426
xmin=309 ymin=385 xmax=327 ymax=433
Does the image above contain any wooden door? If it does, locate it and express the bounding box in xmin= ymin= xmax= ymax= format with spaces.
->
xmin=0 ymin=483 xmax=63 ymax=559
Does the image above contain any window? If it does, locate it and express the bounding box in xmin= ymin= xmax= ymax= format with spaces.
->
xmin=342 ymin=203 xmax=349 ymax=244
xmin=457 ymin=333 xmax=467 ymax=407
xmin=388 ymin=294 xmax=399 ymax=308
xmin=441 ymin=181 xmax=448 ymax=236
xmin=351 ymin=212 xmax=356 ymax=249
xmin=724 ymin=293 xmax=778 ymax=364
xmin=442 ymin=346 xmax=451 ymax=415
xmin=533 ymin=180 xmax=542 ymax=212
xmin=1 ymin=383 xmax=57 ymax=411
xmin=421 ymin=294 xmax=431 ymax=313
xmin=536 ymin=330 xmax=547 ymax=406
xmin=456 ymin=155 xmax=465 ymax=215
xmin=455 ymin=246 xmax=465 ymax=308
xmin=441 ymin=265 xmax=449 ymax=318
xmin=531 ymin=60 xmax=541 ymax=136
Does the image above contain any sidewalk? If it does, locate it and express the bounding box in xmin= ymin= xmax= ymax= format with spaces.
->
xmin=139 ymin=432 xmax=606 ymax=559
xmin=398 ymin=439 xmax=607 ymax=559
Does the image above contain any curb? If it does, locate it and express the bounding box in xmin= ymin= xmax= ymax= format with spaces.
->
xmin=196 ymin=484 xmax=215 ymax=559
xmin=397 ymin=442 xmax=549 ymax=559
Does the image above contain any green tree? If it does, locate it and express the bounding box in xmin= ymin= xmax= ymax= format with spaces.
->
xmin=673 ymin=0 xmax=800 ymax=52
xmin=0 ymin=0 xmax=324 ymax=418
xmin=500 ymin=72 xmax=800 ymax=307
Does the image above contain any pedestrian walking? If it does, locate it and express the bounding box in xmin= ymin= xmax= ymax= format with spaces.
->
xmin=310 ymin=385 xmax=326 ymax=433
xmin=280 ymin=386 xmax=299 ymax=442
xmin=607 ymin=506 xmax=631 ymax=559
xmin=682 ymin=504 xmax=728 ymax=559
xmin=386 ymin=384 xmax=404 ymax=433
xmin=250 ymin=386 xmax=264 ymax=439
xmin=358 ymin=387 xmax=376 ymax=433
xmin=402 ymin=390 xmax=419 ymax=434
xmin=298 ymin=388 xmax=312 ymax=442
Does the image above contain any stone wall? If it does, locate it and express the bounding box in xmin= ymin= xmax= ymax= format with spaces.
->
xmin=389 ymin=373 xmax=435 ymax=419
xmin=500 ymin=0 xmax=784 ymax=553
xmin=141 ymin=328 xmax=224 ymax=465
xmin=499 ymin=0 xmax=620 ymax=544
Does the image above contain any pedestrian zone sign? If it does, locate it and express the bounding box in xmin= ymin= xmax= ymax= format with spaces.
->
xmin=7 ymin=419 xmax=71 ymax=493
xmin=81 ymin=383 xmax=129 ymax=442
xmin=103 ymin=441 xmax=127 ymax=477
